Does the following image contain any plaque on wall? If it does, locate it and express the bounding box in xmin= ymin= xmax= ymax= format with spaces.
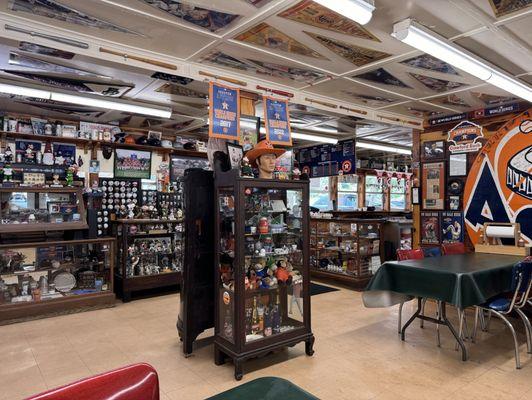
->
xmin=422 ymin=162 xmax=445 ymax=210
xmin=449 ymin=153 xmax=467 ymax=177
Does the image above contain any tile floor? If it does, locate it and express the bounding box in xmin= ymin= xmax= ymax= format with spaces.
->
xmin=1 ymin=285 xmax=532 ymax=400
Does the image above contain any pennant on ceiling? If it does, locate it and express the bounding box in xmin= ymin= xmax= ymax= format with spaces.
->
xmin=354 ymin=68 xmax=410 ymax=88
xmin=409 ymin=73 xmax=467 ymax=92
xmin=400 ymin=54 xmax=459 ymax=75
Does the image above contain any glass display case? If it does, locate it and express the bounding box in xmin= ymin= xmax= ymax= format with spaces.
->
xmin=310 ymin=218 xmax=383 ymax=286
xmin=0 ymin=187 xmax=87 ymax=233
xmin=214 ymin=170 xmax=314 ymax=380
xmin=0 ymin=238 xmax=115 ymax=324
xmin=114 ymin=219 xmax=184 ymax=302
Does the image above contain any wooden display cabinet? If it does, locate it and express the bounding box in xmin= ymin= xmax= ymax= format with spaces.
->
xmin=114 ymin=219 xmax=184 ymax=302
xmin=0 ymin=187 xmax=88 ymax=233
xmin=0 ymin=238 xmax=115 ymax=324
xmin=310 ymin=218 xmax=383 ymax=287
xmin=214 ymin=170 xmax=314 ymax=380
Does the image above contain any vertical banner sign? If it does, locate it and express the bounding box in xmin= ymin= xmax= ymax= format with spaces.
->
xmin=263 ymin=96 xmax=292 ymax=146
xmin=209 ymin=82 xmax=240 ymax=140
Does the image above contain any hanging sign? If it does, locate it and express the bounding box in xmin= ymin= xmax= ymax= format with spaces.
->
xmin=263 ymin=96 xmax=292 ymax=146
xmin=429 ymin=113 xmax=467 ymax=126
xmin=295 ymin=139 xmax=355 ymax=178
xmin=209 ymin=82 xmax=240 ymax=140
xmin=447 ymin=120 xmax=484 ymax=153
xmin=473 ymin=102 xmax=521 ymax=119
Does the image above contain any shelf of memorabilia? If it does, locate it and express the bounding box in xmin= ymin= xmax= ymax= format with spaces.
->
xmin=0 ymin=187 xmax=88 ymax=233
xmin=1 ymin=130 xmax=208 ymax=159
xmin=0 ymin=238 xmax=115 ymax=324
xmin=114 ymin=219 xmax=184 ymax=302
xmin=310 ymin=218 xmax=383 ymax=286
xmin=214 ymin=170 xmax=314 ymax=380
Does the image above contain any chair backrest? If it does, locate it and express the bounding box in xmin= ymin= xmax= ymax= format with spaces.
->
xmin=442 ymin=242 xmax=466 ymax=255
xmin=422 ymin=246 xmax=442 ymax=258
xmin=25 ymin=363 xmax=159 ymax=400
xmin=397 ymin=248 xmax=424 ymax=261
xmin=510 ymin=258 xmax=532 ymax=309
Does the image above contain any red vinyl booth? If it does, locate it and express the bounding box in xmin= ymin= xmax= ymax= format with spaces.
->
xmin=442 ymin=242 xmax=466 ymax=255
xmin=25 ymin=363 xmax=159 ymax=400
xmin=396 ymin=248 xmax=424 ymax=261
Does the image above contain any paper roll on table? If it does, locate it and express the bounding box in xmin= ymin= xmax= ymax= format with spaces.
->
xmin=485 ymin=226 xmax=516 ymax=239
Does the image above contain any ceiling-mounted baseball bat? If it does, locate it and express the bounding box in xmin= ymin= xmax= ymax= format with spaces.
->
xmin=198 ymin=71 xmax=247 ymax=86
xmin=99 ymin=47 xmax=177 ymax=70
xmin=5 ymin=24 xmax=89 ymax=49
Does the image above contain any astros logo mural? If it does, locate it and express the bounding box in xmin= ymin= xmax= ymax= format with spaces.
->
xmin=464 ymin=110 xmax=532 ymax=245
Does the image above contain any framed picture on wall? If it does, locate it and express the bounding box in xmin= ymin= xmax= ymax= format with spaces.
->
xmin=114 ymin=148 xmax=152 ymax=179
xmin=449 ymin=153 xmax=467 ymax=177
xmin=422 ymin=162 xmax=445 ymax=210
xmin=441 ymin=212 xmax=464 ymax=243
xmin=420 ymin=211 xmax=440 ymax=244
xmin=449 ymin=195 xmax=460 ymax=210
xmin=226 ymin=142 xmax=244 ymax=169
xmin=240 ymin=115 xmax=259 ymax=152
xmin=411 ymin=187 xmax=420 ymax=205
xmin=421 ymin=140 xmax=445 ymax=161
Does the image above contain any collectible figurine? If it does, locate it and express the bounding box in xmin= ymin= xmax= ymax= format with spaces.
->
xmin=55 ymin=151 xmax=65 ymax=166
xmin=4 ymin=145 xmax=13 ymax=163
xmin=245 ymin=140 xmax=285 ymax=179
xmin=127 ymin=202 xmax=136 ymax=219
xmin=42 ymin=142 xmax=54 ymax=165
xmin=292 ymin=166 xmax=301 ymax=180
xmin=2 ymin=164 xmax=13 ymax=184
xmin=51 ymin=173 xmax=62 ymax=187
xmin=77 ymin=155 xmax=84 ymax=167
xmin=25 ymin=144 xmax=36 ymax=163
xmin=241 ymin=157 xmax=254 ymax=178
xmin=66 ymin=164 xmax=78 ymax=186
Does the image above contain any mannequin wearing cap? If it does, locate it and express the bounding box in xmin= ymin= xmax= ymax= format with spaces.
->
xmin=245 ymin=140 xmax=285 ymax=179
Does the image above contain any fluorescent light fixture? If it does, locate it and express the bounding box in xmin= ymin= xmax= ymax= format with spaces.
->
xmin=0 ymin=82 xmax=51 ymax=99
xmin=313 ymin=0 xmax=375 ymax=25
xmin=392 ymin=19 xmax=532 ymax=102
xmin=50 ymin=93 xmax=172 ymax=118
xmin=357 ymin=140 xmax=411 ymax=155
xmin=291 ymin=132 xmax=338 ymax=144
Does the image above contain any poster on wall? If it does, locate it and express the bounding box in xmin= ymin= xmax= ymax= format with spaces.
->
xmin=295 ymin=139 xmax=355 ymax=178
xmin=263 ymin=96 xmax=291 ymax=146
xmin=447 ymin=120 xmax=484 ymax=153
xmin=421 ymin=140 xmax=445 ymax=161
xmin=421 ymin=212 xmax=441 ymax=244
xmin=441 ymin=212 xmax=464 ymax=243
xmin=209 ymin=82 xmax=240 ymax=140
xmin=169 ymin=156 xmax=209 ymax=181
xmin=422 ymin=162 xmax=445 ymax=210
xmin=464 ymin=109 xmax=532 ymax=246
xmin=114 ymin=148 xmax=152 ymax=179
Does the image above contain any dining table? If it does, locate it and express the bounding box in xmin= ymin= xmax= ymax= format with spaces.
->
xmin=364 ymin=253 xmax=523 ymax=361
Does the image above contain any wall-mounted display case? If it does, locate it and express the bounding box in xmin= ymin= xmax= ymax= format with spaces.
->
xmin=0 ymin=238 xmax=115 ymax=324
xmin=310 ymin=218 xmax=383 ymax=287
xmin=214 ymin=170 xmax=314 ymax=380
xmin=0 ymin=187 xmax=87 ymax=233
xmin=114 ymin=219 xmax=184 ymax=302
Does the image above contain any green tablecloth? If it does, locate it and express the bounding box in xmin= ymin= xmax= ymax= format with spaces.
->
xmin=366 ymin=253 xmax=523 ymax=309
xmin=206 ymin=377 xmax=319 ymax=400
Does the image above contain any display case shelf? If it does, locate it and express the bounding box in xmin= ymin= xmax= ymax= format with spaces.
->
xmin=214 ymin=169 xmax=314 ymax=380
xmin=0 ymin=238 xmax=115 ymax=324
xmin=310 ymin=218 xmax=383 ymax=288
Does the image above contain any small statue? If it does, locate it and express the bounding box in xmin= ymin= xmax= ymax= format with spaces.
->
xmin=42 ymin=142 xmax=54 ymax=166
xmin=51 ymin=173 xmax=62 ymax=187
xmin=2 ymin=164 xmax=13 ymax=183
xmin=292 ymin=167 xmax=301 ymax=180
xmin=55 ymin=151 xmax=65 ymax=166
xmin=25 ymin=144 xmax=36 ymax=164
xmin=241 ymin=157 xmax=254 ymax=178
xmin=3 ymin=145 xmax=14 ymax=163
xmin=77 ymin=155 xmax=84 ymax=167
xmin=65 ymin=164 xmax=78 ymax=186
xmin=127 ymin=202 xmax=136 ymax=219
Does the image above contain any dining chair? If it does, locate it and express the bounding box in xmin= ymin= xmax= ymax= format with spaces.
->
xmin=442 ymin=242 xmax=466 ymax=255
xmin=396 ymin=249 xmax=424 ymax=333
xmin=472 ymin=260 xmax=532 ymax=369
xmin=422 ymin=246 xmax=442 ymax=258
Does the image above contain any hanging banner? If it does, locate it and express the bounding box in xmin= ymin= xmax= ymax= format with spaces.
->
xmin=263 ymin=96 xmax=292 ymax=146
xmin=447 ymin=120 xmax=484 ymax=153
xmin=209 ymin=82 xmax=240 ymax=140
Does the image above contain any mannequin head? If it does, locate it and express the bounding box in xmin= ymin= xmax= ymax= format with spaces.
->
xmin=256 ymin=153 xmax=277 ymax=179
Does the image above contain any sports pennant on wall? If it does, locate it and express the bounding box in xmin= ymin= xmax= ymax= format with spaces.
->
xmin=209 ymin=82 xmax=240 ymax=140
xmin=263 ymin=96 xmax=292 ymax=146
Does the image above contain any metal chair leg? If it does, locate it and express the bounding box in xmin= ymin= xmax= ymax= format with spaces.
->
xmin=515 ymin=308 xmax=532 ymax=354
xmin=420 ymin=298 xmax=427 ymax=328
xmin=491 ymin=310 xmax=521 ymax=369
xmin=472 ymin=307 xmax=479 ymax=344
xmin=484 ymin=311 xmax=492 ymax=332
xmin=398 ymin=301 xmax=405 ymax=334
xmin=455 ymin=309 xmax=464 ymax=351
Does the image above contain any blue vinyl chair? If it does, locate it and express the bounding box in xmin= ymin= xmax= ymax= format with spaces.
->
xmin=473 ymin=259 xmax=532 ymax=369
xmin=422 ymin=246 xmax=442 ymax=258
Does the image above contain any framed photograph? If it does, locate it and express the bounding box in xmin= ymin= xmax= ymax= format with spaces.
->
xmin=421 ymin=140 xmax=445 ymax=161
xmin=23 ymin=172 xmax=45 ymax=186
xmin=114 ymin=148 xmax=152 ymax=179
xmin=240 ymin=115 xmax=259 ymax=152
xmin=441 ymin=212 xmax=464 ymax=243
xmin=226 ymin=142 xmax=244 ymax=169
xmin=89 ymin=160 xmax=100 ymax=173
xmin=31 ymin=117 xmax=48 ymax=135
xmin=169 ymin=156 xmax=209 ymax=181
xmin=449 ymin=195 xmax=460 ymax=211
xmin=48 ymin=202 xmax=62 ymax=214
xmin=412 ymin=187 xmax=420 ymax=205
xmin=422 ymin=162 xmax=445 ymax=210
xmin=449 ymin=153 xmax=467 ymax=177
xmin=148 ymin=130 xmax=162 ymax=141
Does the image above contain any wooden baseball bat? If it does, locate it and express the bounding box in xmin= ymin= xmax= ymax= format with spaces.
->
xmin=339 ymin=105 xmax=368 ymax=115
xmin=99 ymin=47 xmax=177 ymax=70
xmin=305 ymin=97 xmax=338 ymax=109
xmin=256 ymin=85 xmax=294 ymax=98
xmin=198 ymin=71 xmax=247 ymax=86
